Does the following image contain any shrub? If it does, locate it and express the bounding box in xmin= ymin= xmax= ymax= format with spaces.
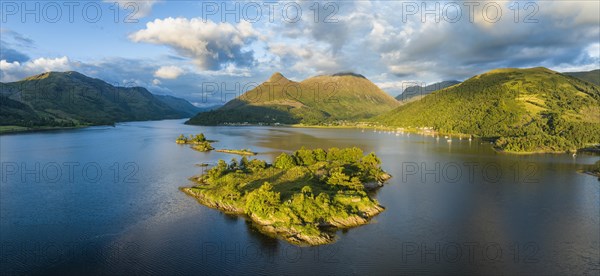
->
xmin=274 ymin=153 xmax=296 ymax=170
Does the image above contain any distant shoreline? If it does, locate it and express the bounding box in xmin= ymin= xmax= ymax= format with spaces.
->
xmin=190 ymin=122 xmax=600 ymax=155
xmin=0 ymin=125 xmax=88 ymax=135
xmin=4 ymin=120 xmax=597 ymax=156
xmin=0 ymin=118 xmax=190 ymax=135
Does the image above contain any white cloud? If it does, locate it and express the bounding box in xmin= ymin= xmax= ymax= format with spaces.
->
xmin=154 ymin=65 xmax=184 ymax=79
xmin=0 ymin=56 xmax=74 ymax=82
xmin=130 ymin=18 xmax=258 ymax=70
xmin=586 ymin=43 xmax=600 ymax=59
xmin=540 ymin=1 xmax=600 ymax=26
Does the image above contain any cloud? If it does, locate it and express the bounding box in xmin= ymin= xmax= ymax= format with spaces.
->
xmin=268 ymin=41 xmax=350 ymax=76
xmin=0 ymin=47 xmax=29 ymax=63
xmin=540 ymin=1 xmax=600 ymax=27
xmin=130 ymin=18 xmax=258 ymax=70
xmin=0 ymin=29 xmax=35 ymax=47
xmin=4 ymin=1 xmax=598 ymax=104
xmin=104 ymin=0 xmax=159 ymax=19
xmin=0 ymin=29 xmax=34 ymax=63
xmin=0 ymin=56 xmax=74 ymax=82
xmin=351 ymin=1 xmax=600 ymax=81
xmin=154 ymin=65 xmax=184 ymax=79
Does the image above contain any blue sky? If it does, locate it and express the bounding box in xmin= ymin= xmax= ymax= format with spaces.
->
xmin=1 ymin=0 xmax=599 ymax=106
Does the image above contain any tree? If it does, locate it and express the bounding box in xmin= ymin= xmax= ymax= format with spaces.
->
xmin=315 ymin=193 xmax=331 ymax=205
xmin=248 ymin=159 xmax=267 ymax=172
xmin=361 ymin=152 xmax=381 ymax=168
xmin=327 ymin=167 xmax=350 ymax=186
xmin=229 ymin=158 xmax=239 ymax=170
xmin=176 ymin=134 xmax=188 ymax=143
xmin=208 ymin=160 xmax=228 ymax=179
xmin=240 ymin=156 xmax=250 ymax=170
xmin=313 ymin=148 xmax=327 ymax=161
xmin=245 ymin=182 xmax=281 ymax=217
xmin=326 ymin=147 xmax=341 ymax=162
xmin=301 ymin=186 xmax=313 ymax=197
xmin=274 ymin=153 xmax=296 ymax=170
xmin=340 ymin=147 xmax=363 ymax=163
xmin=295 ymin=147 xmax=316 ymax=166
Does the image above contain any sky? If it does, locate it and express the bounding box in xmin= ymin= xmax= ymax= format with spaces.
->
xmin=1 ymin=0 xmax=599 ymax=106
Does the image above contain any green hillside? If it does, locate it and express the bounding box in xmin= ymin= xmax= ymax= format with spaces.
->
xmin=187 ymin=72 xmax=399 ymax=125
xmin=563 ymin=69 xmax=600 ymax=86
xmin=0 ymin=71 xmax=192 ymax=129
xmin=395 ymin=80 xmax=460 ymax=101
xmin=375 ymin=67 xmax=600 ymax=153
xmin=154 ymin=94 xmax=201 ymax=117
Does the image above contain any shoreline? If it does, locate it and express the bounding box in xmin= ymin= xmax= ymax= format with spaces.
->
xmin=0 ymin=125 xmax=91 ymax=135
xmin=179 ymin=146 xmax=393 ymax=246
xmin=8 ymin=119 xmax=597 ymax=155
xmin=214 ymin=123 xmax=594 ymax=155
xmin=0 ymin=118 xmax=190 ymax=135
xmin=181 ymin=185 xmax=385 ymax=246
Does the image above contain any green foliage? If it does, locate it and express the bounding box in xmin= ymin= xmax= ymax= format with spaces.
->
xmin=375 ymin=67 xmax=600 ymax=153
xmin=274 ymin=153 xmax=297 ymax=169
xmin=326 ymin=167 xmax=350 ymax=186
xmin=294 ymin=147 xmax=317 ymax=166
xmin=205 ymin=160 xmax=228 ymax=180
xmin=191 ymin=141 xmax=214 ymax=152
xmin=361 ymin=152 xmax=381 ymax=167
xmin=313 ymin=148 xmax=327 ymax=161
xmin=228 ymin=158 xmax=239 ymax=170
xmin=247 ymin=159 xmax=267 ymax=172
xmin=326 ymin=167 xmax=364 ymax=190
xmin=176 ymin=133 xmax=214 ymax=151
xmin=245 ymin=182 xmax=281 ymax=218
xmin=187 ymin=147 xmax=390 ymax=245
xmin=192 ymin=133 xmax=206 ymax=143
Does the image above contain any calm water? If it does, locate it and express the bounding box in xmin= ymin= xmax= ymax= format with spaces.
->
xmin=1 ymin=119 xmax=598 ymax=275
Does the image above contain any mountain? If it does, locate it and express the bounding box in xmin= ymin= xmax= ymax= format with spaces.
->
xmin=154 ymin=95 xmax=201 ymax=117
xmin=0 ymin=71 xmax=190 ymax=128
xmin=563 ymin=69 xmax=600 ymax=86
xmin=375 ymin=67 xmax=600 ymax=153
xmin=395 ymin=80 xmax=460 ymax=102
xmin=187 ymin=72 xmax=399 ymax=125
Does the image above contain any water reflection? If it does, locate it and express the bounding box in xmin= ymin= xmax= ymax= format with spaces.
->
xmin=0 ymin=119 xmax=597 ymax=275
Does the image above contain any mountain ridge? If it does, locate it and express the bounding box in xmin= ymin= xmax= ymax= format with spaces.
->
xmin=375 ymin=67 xmax=600 ymax=153
xmin=187 ymin=72 xmax=399 ymax=125
xmin=395 ymin=80 xmax=461 ymax=102
xmin=563 ymin=69 xmax=600 ymax=86
xmin=0 ymin=71 xmax=198 ymax=129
